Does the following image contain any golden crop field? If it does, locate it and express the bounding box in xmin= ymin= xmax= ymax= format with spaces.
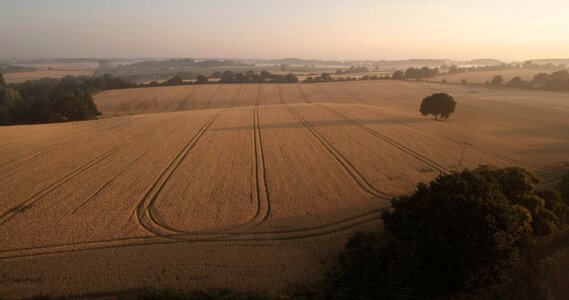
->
xmin=2 ymin=63 xmax=97 ymax=84
xmin=1 ymin=80 xmax=568 ymax=297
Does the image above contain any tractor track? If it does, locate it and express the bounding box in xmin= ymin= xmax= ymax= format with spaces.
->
xmin=134 ymin=85 xmax=264 ymax=237
xmin=307 ymin=84 xmax=449 ymax=174
xmin=250 ymin=85 xmax=271 ymax=225
xmin=0 ymin=206 xmax=385 ymax=260
xmin=0 ymin=117 xmax=142 ymax=180
xmin=69 ymin=152 xmax=149 ymax=216
xmin=396 ymin=83 xmax=548 ymax=169
xmin=280 ymin=88 xmax=390 ymax=199
xmin=297 ymin=84 xmax=312 ymax=104
xmin=310 ymin=86 xmax=450 ymax=174
xmin=0 ymin=119 xmax=164 ymax=226
xmin=445 ymin=136 xmax=543 ymax=169
xmin=0 ymin=83 xmax=393 ymax=260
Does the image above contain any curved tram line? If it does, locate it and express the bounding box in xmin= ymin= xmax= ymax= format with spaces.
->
xmin=0 ymin=84 xmax=391 ymax=259
xmin=133 ymin=85 xmax=274 ymax=238
xmin=0 ymin=206 xmax=385 ymax=260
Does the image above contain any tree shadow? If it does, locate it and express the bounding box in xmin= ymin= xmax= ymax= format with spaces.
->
xmin=211 ymin=117 xmax=426 ymax=131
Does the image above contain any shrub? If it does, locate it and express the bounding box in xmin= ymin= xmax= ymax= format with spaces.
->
xmin=559 ymin=171 xmax=569 ymax=204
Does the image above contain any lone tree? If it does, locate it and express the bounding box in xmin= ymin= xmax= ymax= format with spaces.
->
xmin=491 ymin=75 xmax=504 ymax=85
xmin=420 ymin=93 xmax=456 ymax=120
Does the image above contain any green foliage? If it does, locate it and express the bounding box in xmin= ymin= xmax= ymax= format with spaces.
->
xmin=0 ymin=75 xmax=117 ymax=125
xmin=0 ymin=73 xmax=6 ymax=87
xmin=419 ymin=93 xmax=456 ymax=120
xmin=0 ymin=88 xmax=27 ymax=125
xmin=560 ymin=171 xmax=569 ymax=204
xmin=382 ymin=169 xmax=531 ymax=293
xmin=475 ymin=166 xmax=566 ymax=236
xmin=324 ymin=167 xmax=562 ymax=299
xmin=323 ymin=231 xmax=417 ymax=299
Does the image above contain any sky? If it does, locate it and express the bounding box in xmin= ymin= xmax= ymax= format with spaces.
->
xmin=1 ymin=0 xmax=569 ymax=61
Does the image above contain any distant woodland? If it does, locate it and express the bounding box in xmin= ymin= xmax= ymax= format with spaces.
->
xmin=0 ymin=73 xmax=133 ymax=125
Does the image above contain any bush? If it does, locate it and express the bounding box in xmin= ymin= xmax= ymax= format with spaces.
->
xmin=559 ymin=171 xmax=569 ymax=205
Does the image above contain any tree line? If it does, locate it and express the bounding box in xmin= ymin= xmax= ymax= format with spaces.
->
xmin=213 ymin=70 xmax=298 ymax=83
xmin=489 ymin=70 xmax=569 ymax=91
xmin=0 ymin=73 xmax=134 ymax=125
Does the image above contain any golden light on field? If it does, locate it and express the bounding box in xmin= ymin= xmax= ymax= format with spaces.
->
xmin=1 ymin=80 xmax=568 ymax=297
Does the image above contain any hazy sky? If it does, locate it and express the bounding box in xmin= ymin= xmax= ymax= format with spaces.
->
xmin=1 ymin=0 xmax=568 ymax=60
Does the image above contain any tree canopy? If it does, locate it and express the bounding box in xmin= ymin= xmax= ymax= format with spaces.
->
xmin=559 ymin=171 xmax=569 ymax=205
xmin=491 ymin=75 xmax=504 ymax=85
xmin=324 ymin=166 xmax=569 ymax=299
xmin=0 ymin=74 xmax=135 ymax=125
xmin=0 ymin=73 xmax=6 ymax=88
xmin=419 ymin=93 xmax=456 ymax=120
xmin=391 ymin=70 xmax=405 ymax=80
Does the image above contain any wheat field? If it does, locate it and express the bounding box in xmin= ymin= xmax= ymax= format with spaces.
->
xmin=1 ymin=80 xmax=568 ymax=297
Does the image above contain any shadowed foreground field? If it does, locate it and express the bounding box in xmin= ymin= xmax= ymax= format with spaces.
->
xmin=1 ymin=80 xmax=568 ymax=298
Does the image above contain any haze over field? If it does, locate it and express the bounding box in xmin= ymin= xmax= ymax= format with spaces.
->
xmin=1 ymin=0 xmax=569 ymax=60
xmin=2 ymin=1 xmax=569 ymax=299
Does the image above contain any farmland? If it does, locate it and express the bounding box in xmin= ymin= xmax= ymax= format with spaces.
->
xmin=1 ymin=80 xmax=568 ymax=297
xmin=432 ymin=68 xmax=555 ymax=84
xmin=2 ymin=62 xmax=97 ymax=84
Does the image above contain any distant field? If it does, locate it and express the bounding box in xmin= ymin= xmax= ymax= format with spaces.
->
xmin=3 ymin=63 xmax=97 ymax=83
xmin=1 ymin=80 xmax=568 ymax=297
xmin=432 ymin=68 xmax=555 ymax=84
